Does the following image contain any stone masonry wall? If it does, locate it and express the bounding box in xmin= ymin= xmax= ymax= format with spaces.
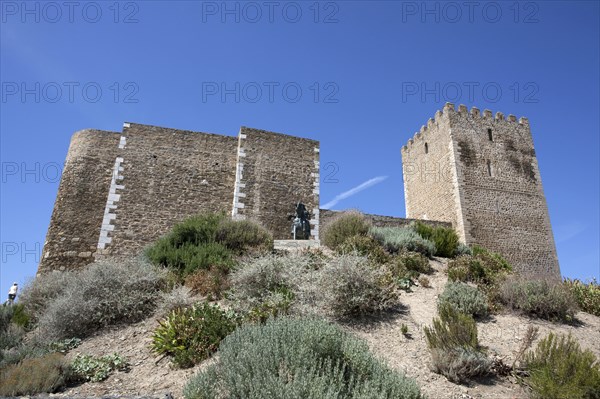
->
xmin=103 ymin=123 xmax=238 ymax=256
xmin=401 ymin=103 xmax=560 ymax=278
xmin=401 ymin=108 xmax=463 ymax=237
xmin=38 ymin=123 xmax=319 ymax=274
xmin=319 ymin=209 xmax=451 ymax=230
xmin=446 ymin=104 xmax=560 ymax=278
xmin=38 ymin=129 xmax=121 ymax=273
xmin=232 ymin=127 xmax=320 ymax=240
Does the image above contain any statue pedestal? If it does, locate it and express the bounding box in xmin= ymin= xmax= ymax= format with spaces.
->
xmin=274 ymin=240 xmax=320 ymax=252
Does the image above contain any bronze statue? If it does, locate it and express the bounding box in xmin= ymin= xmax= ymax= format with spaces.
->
xmin=289 ymin=202 xmax=311 ymax=240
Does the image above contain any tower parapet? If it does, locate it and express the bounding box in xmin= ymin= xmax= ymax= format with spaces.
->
xmin=401 ymin=104 xmax=560 ymax=278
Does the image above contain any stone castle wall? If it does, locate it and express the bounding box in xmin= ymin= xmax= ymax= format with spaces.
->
xmin=232 ymin=127 xmax=320 ymax=240
xmin=104 ymin=123 xmax=239 ymax=257
xmin=38 ymin=123 xmax=319 ymax=274
xmin=402 ymin=103 xmax=560 ymax=278
xmin=319 ymin=209 xmax=451 ymax=230
xmin=39 ymin=130 xmax=121 ymax=273
xmin=401 ymin=109 xmax=463 ymax=239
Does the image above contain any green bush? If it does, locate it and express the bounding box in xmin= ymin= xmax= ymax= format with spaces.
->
xmin=424 ymin=304 xmax=490 ymax=383
xmin=564 ymin=278 xmax=600 ymax=317
xmin=337 ymin=235 xmax=390 ymax=264
xmin=438 ymin=282 xmax=489 ymax=318
xmin=146 ymin=214 xmax=274 ymax=276
xmin=318 ymin=254 xmax=398 ymax=318
xmin=215 ymin=219 xmax=273 ymax=255
xmin=71 ymin=353 xmax=129 ymax=382
xmin=383 ymin=252 xmax=431 ymax=289
xmin=321 ymin=211 xmax=371 ymax=250
xmin=413 ymin=221 xmax=460 ymax=258
xmin=499 ymin=277 xmax=578 ymax=323
xmin=23 ymin=257 xmax=166 ymax=342
xmin=183 ymin=317 xmax=423 ymax=399
xmin=147 ymin=241 xmax=234 ymax=276
xmin=447 ymin=246 xmax=512 ymax=287
xmin=370 ymin=226 xmax=436 ymax=257
xmin=397 ymin=251 xmax=433 ymax=274
xmin=455 ymin=243 xmax=472 ymax=256
xmin=524 ymin=333 xmax=600 ymax=399
xmin=146 ymin=213 xmax=232 ymax=275
xmin=48 ymin=337 xmax=82 ymax=354
xmin=0 ymin=353 xmax=69 ymax=396
xmin=152 ymin=302 xmax=238 ymax=368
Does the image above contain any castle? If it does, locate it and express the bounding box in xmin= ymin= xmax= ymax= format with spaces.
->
xmin=38 ymin=103 xmax=560 ymax=278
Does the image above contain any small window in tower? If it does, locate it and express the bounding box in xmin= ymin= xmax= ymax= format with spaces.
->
xmin=425 ymin=143 xmax=429 ymax=154
xmin=487 ymin=160 xmax=493 ymax=177
xmin=487 ymin=128 xmax=493 ymax=141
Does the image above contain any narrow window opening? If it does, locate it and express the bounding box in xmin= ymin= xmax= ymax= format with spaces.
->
xmin=487 ymin=160 xmax=493 ymax=177
xmin=487 ymin=128 xmax=493 ymax=141
xmin=425 ymin=143 xmax=429 ymax=154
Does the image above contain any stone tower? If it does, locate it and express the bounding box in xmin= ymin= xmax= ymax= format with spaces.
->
xmin=401 ymin=103 xmax=560 ymax=278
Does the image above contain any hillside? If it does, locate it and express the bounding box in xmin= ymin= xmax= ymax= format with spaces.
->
xmin=46 ymin=256 xmax=600 ymax=399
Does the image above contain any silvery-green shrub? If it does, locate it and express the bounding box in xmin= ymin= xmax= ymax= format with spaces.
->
xmin=370 ymin=227 xmax=436 ymax=257
xmin=183 ymin=317 xmax=423 ymax=399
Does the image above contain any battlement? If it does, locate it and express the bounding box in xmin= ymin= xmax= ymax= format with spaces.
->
xmin=401 ymin=104 xmax=560 ymax=279
xmin=402 ymin=103 xmax=529 ymax=152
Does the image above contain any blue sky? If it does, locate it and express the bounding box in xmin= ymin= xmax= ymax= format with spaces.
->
xmin=1 ymin=1 xmax=599 ymax=296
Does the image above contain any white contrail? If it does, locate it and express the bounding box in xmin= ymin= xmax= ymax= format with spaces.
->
xmin=322 ymin=176 xmax=388 ymax=209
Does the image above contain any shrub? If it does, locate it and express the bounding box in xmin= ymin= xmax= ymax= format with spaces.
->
xmin=145 ymin=213 xmax=233 ymax=275
xmin=438 ymin=282 xmax=489 ymax=318
xmin=228 ymin=254 xmax=308 ymax=321
xmin=318 ymin=254 xmax=398 ymax=318
xmin=147 ymin=241 xmax=234 ymax=276
xmin=384 ymin=252 xmax=431 ymax=288
xmin=156 ymin=285 xmax=195 ymax=318
xmin=413 ymin=221 xmax=460 ymax=258
xmin=19 ymin=271 xmax=73 ymax=323
xmin=424 ymin=304 xmax=490 ymax=383
xmin=48 ymin=337 xmax=81 ymax=354
xmin=26 ymin=257 xmax=166 ymax=342
xmin=524 ymin=333 xmax=600 ymax=399
xmin=215 ymin=219 xmax=273 ymax=255
xmin=337 ymin=235 xmax=390 ymax=264
xmin=70 ymin=353 xmax=129 ymax=382
xmin=321 ymin=211 xmax=371 ymax=250
xmin=455 ymin=243 xmax=472 ymax=256
xmin=397 ymin=251 xmax=433 ymax=274
xmin=564 ymin=278 xmax=600 ymax=317
xmin=418 ymin=276 xmax=431 ymax=288
xmin=370 ymin=226 xmax=436 ymax=257
xmin=429 ymin=347 xmax=491 ymax=384
xmin=185 ymin=267 xmax=229 ymax=300
xmin=0 ymin=353 xmax=69 ymax=396
xmin=499 ymin=277 xmax=578 ymax=323
xmin=152 ymin=302 xmax=238 ymax=368
xmin=183 ymin=317 xmax=423 ymax=399
xmin=447 ymin=246 xmax=512 ymax=287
